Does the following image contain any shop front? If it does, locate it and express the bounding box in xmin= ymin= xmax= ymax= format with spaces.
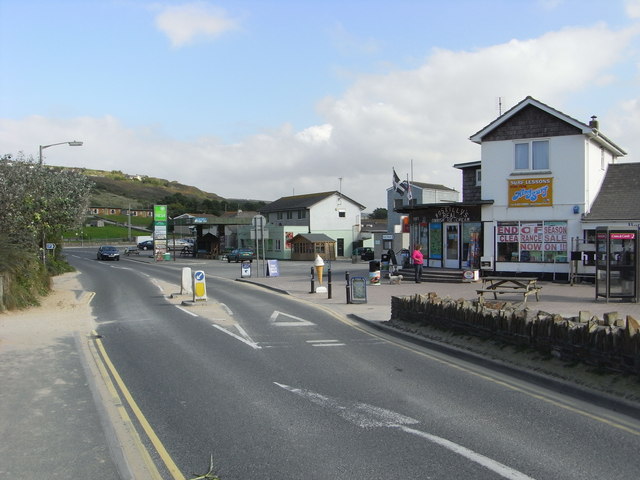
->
xmin=399 ymin=203 xmax=484 ymax=269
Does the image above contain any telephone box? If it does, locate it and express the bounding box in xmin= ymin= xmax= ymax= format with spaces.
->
xmin=595 ymin=227 xmax=638 ymax=302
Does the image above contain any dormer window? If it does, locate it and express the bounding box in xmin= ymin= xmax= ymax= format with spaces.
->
xmin=515 ymin=140 xmax=549 ymax=171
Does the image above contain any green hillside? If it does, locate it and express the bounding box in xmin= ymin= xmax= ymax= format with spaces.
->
xmin=54 ymin=167 xmax=268 ymax=216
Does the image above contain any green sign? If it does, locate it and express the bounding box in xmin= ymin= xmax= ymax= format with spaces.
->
xmin=154 ymin=205 xmax=167 ymax=222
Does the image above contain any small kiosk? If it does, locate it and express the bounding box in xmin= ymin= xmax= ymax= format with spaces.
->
xmin=595 ymin=227 xmax=639 ymax=302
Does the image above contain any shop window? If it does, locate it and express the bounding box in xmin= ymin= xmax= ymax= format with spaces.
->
xmin=584 ymin=229 xmax=596 ymax=244
xmin=497 ymin=221 xmax=519 ymax=261
xmin=497 ymin=220 xmax=567 ymax=262
xmin=514 ymin=140 xmax=549 ymax=171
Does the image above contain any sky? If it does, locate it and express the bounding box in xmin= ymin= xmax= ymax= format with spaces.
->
xmin=1 ymin=0 xmax=640 ymax=213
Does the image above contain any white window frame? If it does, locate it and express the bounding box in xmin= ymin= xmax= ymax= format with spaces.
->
xmin=475 ymin=169 xmax=481 ymax=186
xmin=514 ymin=139 xmax=549 ymax=171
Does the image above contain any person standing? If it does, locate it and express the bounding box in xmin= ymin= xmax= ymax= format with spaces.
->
xmin=412 ymin=244 xmax=424 ymax=283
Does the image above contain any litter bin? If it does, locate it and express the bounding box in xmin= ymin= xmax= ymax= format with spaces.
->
xmin=163 ymin=252 xmax=171 ymax=261
xmin=369 ymin=260 xmax=380 ymax=285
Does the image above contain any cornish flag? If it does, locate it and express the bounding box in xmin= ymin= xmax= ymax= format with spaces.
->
xmin=393 ymin=169 xmax=405 ymax=195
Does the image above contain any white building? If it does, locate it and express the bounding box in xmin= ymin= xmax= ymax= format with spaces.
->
xmin=470 ymin=96 xmax=626 ymax=278
xmin=242 ymin=191 xmax=366 ymax=260
xmin=397 ymin=96 xmax=628 ymax=279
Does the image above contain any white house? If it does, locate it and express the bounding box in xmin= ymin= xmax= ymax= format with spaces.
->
xmin=395 ymin=96 xmax=628 ymax=279
xmin=469 ymin=96 xmax=627 ymax=278
xmin=242 ymin=191 xmax=366 ymax=260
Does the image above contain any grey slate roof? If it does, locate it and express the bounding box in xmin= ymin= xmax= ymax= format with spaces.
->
xmin=583 ymin=163 xmax=640 ymax=221
xmin=260 ymin=191 xmax=365 ymax=213
xmin=292 ymin=233 xmax=336 ymax=242
xmin=469 ymin=96 xmax=626 ymax=156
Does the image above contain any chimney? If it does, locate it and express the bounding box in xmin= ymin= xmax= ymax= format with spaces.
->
xmin=589 ymin=115 xmax=599 ymax=129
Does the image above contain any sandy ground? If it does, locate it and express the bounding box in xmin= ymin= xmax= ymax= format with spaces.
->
xmin=0 ymin=272 xmax=95 ymax=352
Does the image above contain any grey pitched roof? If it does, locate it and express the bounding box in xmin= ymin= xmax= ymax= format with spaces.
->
xmin=292 ymin=233 xmax=336 ymax=242
xmin=260 ymin=191 xmax=365 ymax=213
xmin=469 ymin=96 xmax=626 ymax=156
xmin=583 ymin=163 xmax=640 ymax=221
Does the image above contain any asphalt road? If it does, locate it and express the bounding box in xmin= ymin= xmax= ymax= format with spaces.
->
xmin=68 ymin=249 xmax=640 ymax=480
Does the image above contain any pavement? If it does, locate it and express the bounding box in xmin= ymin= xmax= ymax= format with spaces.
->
xmin=167 ymin=255 xmax=640 ymax=323
xmin=3 ymin=251 xmax=640 ymax=480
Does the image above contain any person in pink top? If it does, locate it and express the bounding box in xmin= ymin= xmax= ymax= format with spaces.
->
xmin=411 ymin=244 xmax=424 ymax=283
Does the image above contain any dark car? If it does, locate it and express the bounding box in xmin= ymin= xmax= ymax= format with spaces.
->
xmin=353 ymin=247 xmax=374 ymax=261
xmin=227 ymin=248 xmax=255 ymax=263
xmin=97 ymin=245 xmax=120 ymax=261
xmin=137 ymin=240 xmax=154 ymax=250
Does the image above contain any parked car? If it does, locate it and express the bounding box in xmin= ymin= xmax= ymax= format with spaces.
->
xmin=227 ymin=248 xmax=255 ymax=263
xmin=353 ymin=247 xmax=374 ymax=261
xmin=137 ymin=240 xmax=154 ymax=250
xmin=97 ymin=245 xmax=120 ymax=261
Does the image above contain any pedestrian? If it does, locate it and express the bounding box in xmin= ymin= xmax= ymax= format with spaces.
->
xmin=412 ymin=244 xmax=424 ymax=283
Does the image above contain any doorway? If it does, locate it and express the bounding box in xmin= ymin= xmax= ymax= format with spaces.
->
xmin=444 ymin=223 xmax=459 ymax=268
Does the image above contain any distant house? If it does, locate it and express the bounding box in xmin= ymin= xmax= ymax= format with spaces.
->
xmin=240 ymin=191 xmax=366 ymax=260
xmin=88 ymin=207 xmax=153 ymax=217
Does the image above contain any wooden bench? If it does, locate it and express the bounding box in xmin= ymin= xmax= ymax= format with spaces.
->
xmin=476 ymin=287 xmax=541 ymax=303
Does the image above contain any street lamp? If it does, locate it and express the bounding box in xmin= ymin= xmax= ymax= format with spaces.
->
xmin=38 ymin=140 xmax=83 ymax=165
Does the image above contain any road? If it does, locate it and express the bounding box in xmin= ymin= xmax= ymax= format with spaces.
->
xmin=68 ymin=248 xmax=640 ymax=479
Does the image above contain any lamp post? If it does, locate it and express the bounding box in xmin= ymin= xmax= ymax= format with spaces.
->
xmin=38 ymin=140 xmax=83 ymax=165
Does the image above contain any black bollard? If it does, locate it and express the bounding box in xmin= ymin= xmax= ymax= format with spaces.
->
xmin=310 ymin=266 xmax=315 ymax=293
xmin=328 ymin=268 xmax=332 ymax=299
xmin=345 ymin=270 xmax=350 ymax=304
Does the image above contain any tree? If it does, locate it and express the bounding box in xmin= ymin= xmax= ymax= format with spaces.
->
xmin=0 ymin=153 xmax=94 ymax=307
xmin=369 ymin=208 xmax=388 ymax=219
xmin=0 ymin=153 xmax=93 ymax=252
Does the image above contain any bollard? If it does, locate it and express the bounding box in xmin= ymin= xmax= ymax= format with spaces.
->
xmin=328 ymin=268 xmax=332 ymax=299
xmin=345 ymin=271 xmax=351 ymax=304
xmin=310 ymin=266 xmax=315 ymax=293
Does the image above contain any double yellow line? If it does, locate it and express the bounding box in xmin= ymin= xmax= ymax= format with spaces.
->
xmin=89 ymin=330 xmax=186 ymax=480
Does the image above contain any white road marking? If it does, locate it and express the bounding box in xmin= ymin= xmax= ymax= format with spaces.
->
xmin=175 ymin=306 xmax=198 ymax=317
xmin=220 ymin=303 xmax=234 ymax=316
xmin=211 ymin=324 xmax=261 ymax=349
xmin=274 ymin=382 xmax=536 ymax=480
xmin=305 ymin=340 xmax=345 ymax=347
xmin=270 ymin=310 xmax=315 ymax=327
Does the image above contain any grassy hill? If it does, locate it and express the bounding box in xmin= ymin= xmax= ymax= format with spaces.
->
xmin=54 ymin=167 xmax=268 ymax=214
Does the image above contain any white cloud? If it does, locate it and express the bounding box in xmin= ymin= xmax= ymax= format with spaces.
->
xmin=2 ymin=22 xmax=639 ymax=211
xmin=625 ymin=0 xmax=640 ymax=19
xmin=154 ymin=2 xmax=238 ymax=47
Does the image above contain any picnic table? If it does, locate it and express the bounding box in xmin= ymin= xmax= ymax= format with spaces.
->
xmin=476 ymin=276 xmax=541 ymax=303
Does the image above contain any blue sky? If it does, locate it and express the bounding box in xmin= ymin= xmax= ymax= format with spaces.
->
xmin=1 ymin=0 xmax=640 ymax=211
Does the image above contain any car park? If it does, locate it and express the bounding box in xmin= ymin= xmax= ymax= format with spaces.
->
xmin=227 ymin=248 xmax=255 ymax=262
xmin=97 ymin=245 xmax=120 ymax=261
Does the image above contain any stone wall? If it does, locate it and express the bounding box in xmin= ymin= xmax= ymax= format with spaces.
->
xmin=391 ymin=293 xmax=640 ymax=376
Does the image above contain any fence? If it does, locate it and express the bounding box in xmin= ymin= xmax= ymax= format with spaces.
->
xmin=391 ymin=293 xmax=640 ymax=376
